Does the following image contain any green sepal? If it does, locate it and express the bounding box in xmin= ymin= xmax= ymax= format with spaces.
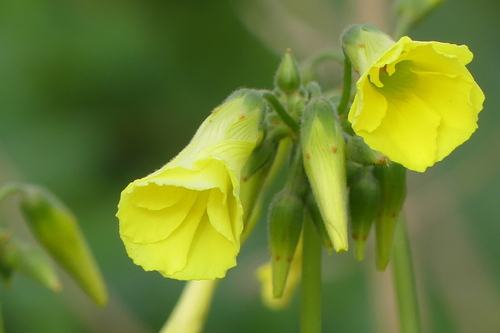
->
xmin=275 ymin=49 xmax=301 ymax=95
xmin=19 ymin=185 xmax=108 ymax=305
xmin=348 ymin=167 xmax=381 ymax=261
xmin=372 ymin=163 xmax=407 ymax=270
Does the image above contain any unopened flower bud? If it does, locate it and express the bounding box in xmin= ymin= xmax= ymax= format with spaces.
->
xmin=341 ymin=24 xmax=395 ymax=75
xmin=256 ymin=239 xmax=302 ymax=310
xmin=372 ymin=163 xmax=407 ymax=270
xmin=268 ymin=188 xmax=304 ymax=298
xmin=275 ymin=49 xmax=301 ymax=95
xmin=348 ymin=167 xmax=381 ymax=261
xmin=20 ymin=185 xmax=107 ymax=305
xmin=301 ymin=98 xmax=349 ymax=252
xmin=0 ymin=230 xmax=61 ymax=291
xmin=346 ymin=135 xmax=388 ymax=166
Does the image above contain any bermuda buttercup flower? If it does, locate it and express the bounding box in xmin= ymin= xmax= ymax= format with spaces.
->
xmin=343 ymin=24 xmax=485 ymax=172
xmin=117 ymin=89 xmax=264 ymax=280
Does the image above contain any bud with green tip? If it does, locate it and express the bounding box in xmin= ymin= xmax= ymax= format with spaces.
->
xmin=341 ymin=24 xmax=395 ymax=75
xmin=19 ymin=185 xmax=108 ymax=305
xmin=301 ymin=98 xmax=349 ymax=252
xmin=346 ymin=135 xmax=388 ymax=166
xmin=0 ymin=230 xmax=62 ymax=291
xmin=275 ymin=49 xmax=301 ymax=95
xmin=373 ymin=163 xmax=407 ymax=270
xmin=268 ymin=188 xmax=304 ymax=298
xmin=348 ymin=167 xmax=381 ymax=261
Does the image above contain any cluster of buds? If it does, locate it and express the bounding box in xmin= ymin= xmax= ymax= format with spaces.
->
xmin=116 ymin=22 xmax=483 ymax=331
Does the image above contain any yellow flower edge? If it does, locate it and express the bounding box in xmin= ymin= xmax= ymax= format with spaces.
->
xmin=117 ymin=91 xmax=263 ymax=280
xmin=348 ymin=36 xmax=485 ymax=172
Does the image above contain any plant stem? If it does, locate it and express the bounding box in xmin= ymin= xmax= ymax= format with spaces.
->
xmin=0 ymin=183 xmax=23 ymax=204
xmin=262 ymin=92 xmax=300 ymax=134
xmin=392 ymin=217 xmax=422 ymax=333
xmin=337 ymin=56 xmax=352 ymax=118
xmin=301 ymin=214 xmax=322 ymax=333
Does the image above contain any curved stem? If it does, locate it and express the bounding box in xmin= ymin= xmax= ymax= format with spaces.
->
xmin=337 ymin=56 xmax=352 ymax=118
xmin=392 ymin=216 xmax=422 ymax=333
xmin=301 ymin=214 xmax=322 ymax=333
xmin=0 ymin=183 xmax=23 ymax=204
xmin=262 ymin=92 xmax=300 ymax=134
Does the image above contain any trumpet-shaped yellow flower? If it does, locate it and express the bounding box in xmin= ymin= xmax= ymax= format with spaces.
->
xmin=348 ymin=36 xmax=484 ymax=172
xmin=117 ymin=90 xmax=264 ymax=280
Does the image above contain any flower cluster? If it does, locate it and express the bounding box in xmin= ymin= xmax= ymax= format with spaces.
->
xmin=116 ymin=22 xmax=484 ymax=333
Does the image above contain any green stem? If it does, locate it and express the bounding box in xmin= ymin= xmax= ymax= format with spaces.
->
xmin=392 ymin=217 xmax=422 ymax=333
xmin=337 ymin=56 xmax=352 ymax=118
xmin=262 ymin=92 xmax=300 ymax=134
xmin=0 ymin=183 xmax=23 ymax=203
xmin=301 ymin=214 xmax=322 ymax=333
xmin=393 ymin=13 xmax=413 ymax=40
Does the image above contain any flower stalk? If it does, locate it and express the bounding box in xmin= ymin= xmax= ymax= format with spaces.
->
xmin=300 ymin=214 xmax=322 ymax=333
xmin=392 ymin=216 xmax=422 ymax=333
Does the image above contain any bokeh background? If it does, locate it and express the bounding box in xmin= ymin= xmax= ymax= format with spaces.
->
xmin=0 ymin=0 xmax=499 ymax=332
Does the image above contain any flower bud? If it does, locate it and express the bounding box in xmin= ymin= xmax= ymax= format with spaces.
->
xmin=348 ymin=167 xmax=381 ymax=261
xmin=346 ymin=135 xmax=388 ymax=166
xmin=256 ymin=240 xmax=302 ymax=310
xmin=341 ymin=24 xmax=395 ymax=75
xmin=372 ymin=163 xmax=407 ymax=270
xmin=20 ymin=185 xmax=107 ymax=305
xmin=301 ymin=98 xmax=349 ymax=252
xmin=268 ymin=189 xmax=304 ymax=298
xmin=0 ymin=230 xmax=61 ymax=291
xmin=274 ymin=49 xmax=301 ymax=95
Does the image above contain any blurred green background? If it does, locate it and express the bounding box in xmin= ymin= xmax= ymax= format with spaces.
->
xmin=0 ymin=0 xmax=499 ymax=332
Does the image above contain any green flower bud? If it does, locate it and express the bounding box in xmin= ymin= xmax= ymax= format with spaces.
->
xmin=348 ymin=167 xmax=381 ymax=261
xmin=20 ymin=185 xmax=107 ymax=305
xmin=346 ymin=135 xmax=388 ymax=166
xmin=341 ymin=24 xmax=395 ymax=75
xmin=275 ymin=49 xmax=301 ymax=95
xmin=0 ymin=230 xmax=61 ymax=291
xmin=268 ymin=189 xmax=304 ymax=298
xmin=301 ymin=98 xmax=349 ymax=252
xmin=372 ymin=163 xmax=407 ymax=270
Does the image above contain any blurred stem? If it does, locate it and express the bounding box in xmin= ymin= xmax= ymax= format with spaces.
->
xmin=0 ymin=298 xmax=4 ymax=333
xmin=0 ymin=183 xmax=23 ymax=204
xmin=392 ymin=216 xmax=422 ymax=333
xmin=160 ymin=280 xmax=219 ymax=333
xmin=393 ymin=12 xmax=413 ymax=39
xmin=301 ymin=214 xmax=322 ymax=333
xmin=337 ymin=56 xmax=352 ymax=118
xmin=262 ymin=92 xmax=300 ymax=134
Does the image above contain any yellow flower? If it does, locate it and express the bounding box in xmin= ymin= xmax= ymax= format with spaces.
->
xmin=117 ymin=90 xmax=264 ymax=280
xmin=348 ymin=36 xmax=485 ymax=172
